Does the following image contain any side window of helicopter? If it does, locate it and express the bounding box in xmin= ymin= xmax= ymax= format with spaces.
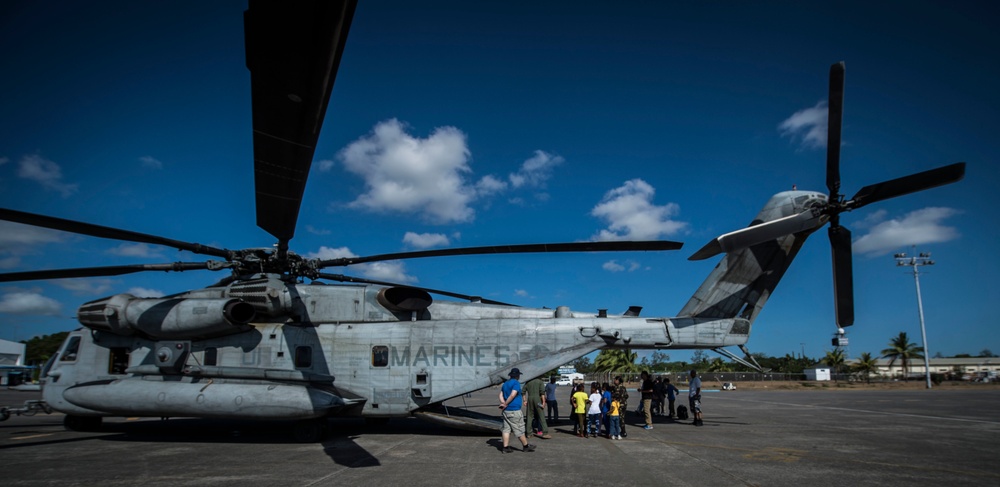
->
xmin=294 ymin=346 xmax=312 ymax=368
xmin=372 ymin=346 xmax=388 ymax=367
xmin=204 ymin=347 xmax=218 ymax=366
xmin=60 ymin=336 xmax=81 ymax=362
xmin=108 ymin=347 xmax=130 ymax=374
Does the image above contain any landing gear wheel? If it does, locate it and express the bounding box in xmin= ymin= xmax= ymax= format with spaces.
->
xmin=292 ymin=419 xmax=326 ymax=443
xmin=1 ymin=408 xmax=9 ymax=422
xmin=64 ymin=415 xmax=103 ymax=432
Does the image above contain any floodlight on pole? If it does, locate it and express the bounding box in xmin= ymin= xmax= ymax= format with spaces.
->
xmin=894 ymin=248 xmax=934 ymax=389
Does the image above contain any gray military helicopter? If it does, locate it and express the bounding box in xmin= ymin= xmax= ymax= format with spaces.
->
xmin=0 ymin=1 xmax=964 ymax=440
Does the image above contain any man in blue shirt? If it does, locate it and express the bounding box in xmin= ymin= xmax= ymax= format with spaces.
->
xmin=498 ymin=367 xmax=537 ymax=453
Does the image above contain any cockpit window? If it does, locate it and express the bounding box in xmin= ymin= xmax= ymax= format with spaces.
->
xmin=60 ymin=336 xmax=82 ymax=362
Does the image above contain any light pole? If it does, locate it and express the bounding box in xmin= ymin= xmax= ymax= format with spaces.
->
xmin=894 ymin=249 xmax=934 ymax=389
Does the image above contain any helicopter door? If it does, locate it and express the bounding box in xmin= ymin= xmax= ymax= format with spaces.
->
xmin=369 ymin=344 xmax=407 ymax=414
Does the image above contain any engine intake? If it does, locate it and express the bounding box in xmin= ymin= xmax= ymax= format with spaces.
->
xmin=77 ymin=294 xmax=255 ymax=339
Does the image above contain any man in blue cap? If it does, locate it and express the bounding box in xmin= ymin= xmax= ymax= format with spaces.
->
xmin=498 ymin=367 xmax=537 ymax=453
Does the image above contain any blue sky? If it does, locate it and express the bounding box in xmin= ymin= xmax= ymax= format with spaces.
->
xmin=1 ymin=1 xmax=997 ymax=363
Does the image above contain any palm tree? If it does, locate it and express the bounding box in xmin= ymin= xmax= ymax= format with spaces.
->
xmin=881 ymin=332 xmax=924 ymax=379
xmin=824 ymin=349 xmax=846 ymax=380
xmin=852 ymin=352 xmax=879 ymax=384
xmin=593 ymin=349 xmax=639 ymax=376
xmin=707 ymin=357 xmax=731 ymax=372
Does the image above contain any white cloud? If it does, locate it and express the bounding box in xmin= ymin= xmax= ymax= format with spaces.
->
xmin=0 ymin=292 xmax=62 ymax=315
xmin=602 ymin=259 xmax=641 ymax=273
xmin=403 ymin=232 xmax=450 ymax=249
xmin=18 ymin=155 xmax=79 ymax=197
xmin=106 ymin=243 xmax=163 ymax=258
xmin=0 ymin=221 xmax=64 ymax=247
xmin=306 ymin=245 xmax=417 ymax=284
xmin=509 ymin=150 xmax=563 ymax=188
xmin=514 ymin=289 xmax=529 ymax=297
xmin=0 ymin=156 xmax=9 ymax=166
xmin=475 ymin=174 xmax=507 ymax=196
xmin=590 ymin=179 xmax=687 ymax=241
xmin=778 ymin=101 xmax=828 ymax=149
xmin=139 ymin=155 xmax=162 ymax=169
xmin=306 ymin=225 xmax=331 ymax=236
xmin=316 ymin=159 xmax=335 ymax=172
xmin=127 ymin=287 xmax=165 ymax=298
xmin=339 ymin=119 xmax=477 ymax=224
xmin=853 ymin=207 xmax=961 ymax=256
xmin=0 ymin=256 xmax=20 ymax=269
xmin=56 ymin=278 xmax=114 ymax=296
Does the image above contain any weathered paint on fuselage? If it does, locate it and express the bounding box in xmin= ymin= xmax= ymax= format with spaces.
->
xmin=41 ymin=191 xmax=812 ymax=422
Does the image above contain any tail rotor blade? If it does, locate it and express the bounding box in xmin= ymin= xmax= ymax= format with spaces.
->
xmin=689 ymin=210 xmax=824 ymax=261
xmin=849 ymin=162 xmax=966 ymax=210
xmin=826 ymin=62 xmax=846 ymax=197
xmin=828 ymin=225 xmax=854 ymax=327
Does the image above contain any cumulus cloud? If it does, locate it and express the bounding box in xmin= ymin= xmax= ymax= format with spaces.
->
xmin=139 ymin=155 xmax=162 ymax=169
xmin=778 ymin=101 xmax=828 ymax=149
xmin=337 ymin=119 xmax=565 ymax=223
xmin=126 ymin=287 xmax=165 ymax=298
xmin=590 ymin=179 xmax=687 ymax=241
xmin=509 ymin=150 xmax=563 ymax=189
xmin=853 ymin=207 xmax=961 ymax=256
xmin=18 ymin=155 xmax=78 ymax=197
xmin=0 ymin=292 xmax=62 ymax=315
xmin=306 ymin=225 xmax=331 ymax=236
xmin=0 ymin=221 xmax=64 ymax=248
xmin=56 ymin=278 xmax=114 ymax=296
xmin=339 ymin=119 xmax=477 ymax=224
xmin=106 ymin=243 xmax=163 ymax=258
xmin=306 ymin=245 xmax=417 ymax=283
xmin=0 ymin=156 xmax=9 ymax=166
xmin=403 ymin=232 xmax=450 ymax=249
xmin=602 ymin=259 xmax=641 ymax=273
xmin=316 ymin=159 xmax=335 ymax=172
xmin=514 ymin=289 xmax=530 ymax=298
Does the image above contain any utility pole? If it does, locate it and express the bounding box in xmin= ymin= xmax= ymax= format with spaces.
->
xmin=894 ymin=248 xmax=934 ymax=389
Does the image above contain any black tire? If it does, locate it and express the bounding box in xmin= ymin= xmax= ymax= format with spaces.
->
xmin=1 ymin=408 xmax=10 ymax=422
xmin=64 ymin=415 xmax=103 ymax=432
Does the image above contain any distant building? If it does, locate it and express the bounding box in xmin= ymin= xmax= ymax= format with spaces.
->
xmin=847 ymin=357 xmax=1000 ymax=380
xmin=0 ymin=339 xmax=30 ymax=386
xmin=804 ymin=365 xmax=831 ymax=381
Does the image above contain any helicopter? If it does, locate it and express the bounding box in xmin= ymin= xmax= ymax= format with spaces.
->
xmin=0 ymin=1 xmax=965 ymax=441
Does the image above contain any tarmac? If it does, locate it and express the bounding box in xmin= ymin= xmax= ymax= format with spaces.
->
xmin=2 ymin=385 xmax=999 ymax=486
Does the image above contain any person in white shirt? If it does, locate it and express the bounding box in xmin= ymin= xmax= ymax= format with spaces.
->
xmin=689 ymin=369 xmax=704 ymax=427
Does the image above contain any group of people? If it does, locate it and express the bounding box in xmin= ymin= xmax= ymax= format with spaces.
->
xmin=498 ymin=368 xmax=706 ymax=452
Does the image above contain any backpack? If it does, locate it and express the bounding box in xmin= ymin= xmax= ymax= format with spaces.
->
xmin=676 ymin=405 xmax=689 ymax=420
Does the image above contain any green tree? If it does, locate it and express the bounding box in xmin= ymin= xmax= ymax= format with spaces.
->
xmin=706 ymin=357 xmax=731 ymax=372
xmin=21 ymin=331 xmax=69 ymax=364
xmin=852 ymin=352 xmax=879 ymax=384
xmin=881 ymin=332 xmax=923 ymax=379
xmin=649 ymin=351 xmax=671 ymax=372
xmin=691 ymin=349 xmax=709 ymax=366
xmin=570 ymin=356 xmax=593 ymax=374
xmin=824 ymin=349 xmax=846 ymax=380
xmin=593 ymin=349 xmax=638 ymax=374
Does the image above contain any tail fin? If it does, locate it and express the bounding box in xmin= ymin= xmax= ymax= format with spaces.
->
xmin=679 ymin=191 xmax=821 ymax=323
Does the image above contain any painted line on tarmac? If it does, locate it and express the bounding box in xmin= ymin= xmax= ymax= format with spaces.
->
xmin=713 ymin=395 xmax=1000 ymax=425
xmin=11 ymin=433 xmax=55 ymax=440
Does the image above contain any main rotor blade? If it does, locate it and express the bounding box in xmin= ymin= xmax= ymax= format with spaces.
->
xmin=315 ymin=273 xmax=517 ymax=306
xmin=828 ymin=225 xmax=854 ymax=327
xmin=246 ymin=0 xmax=357 ymax=244
xmin=0 ymin=262 xmax=215 ymax=283
xmin=689 ymin=210 xmax=824 ymax=261
xmin=826 ymin=62 xmax=845 ymax=197
xmin=318 ymin=240 xmax=683 ymax=268
xmin=0 ymin=208 xmax=231 ymax=258
xmin=848 ymin=162 xmax=966 ymax=210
